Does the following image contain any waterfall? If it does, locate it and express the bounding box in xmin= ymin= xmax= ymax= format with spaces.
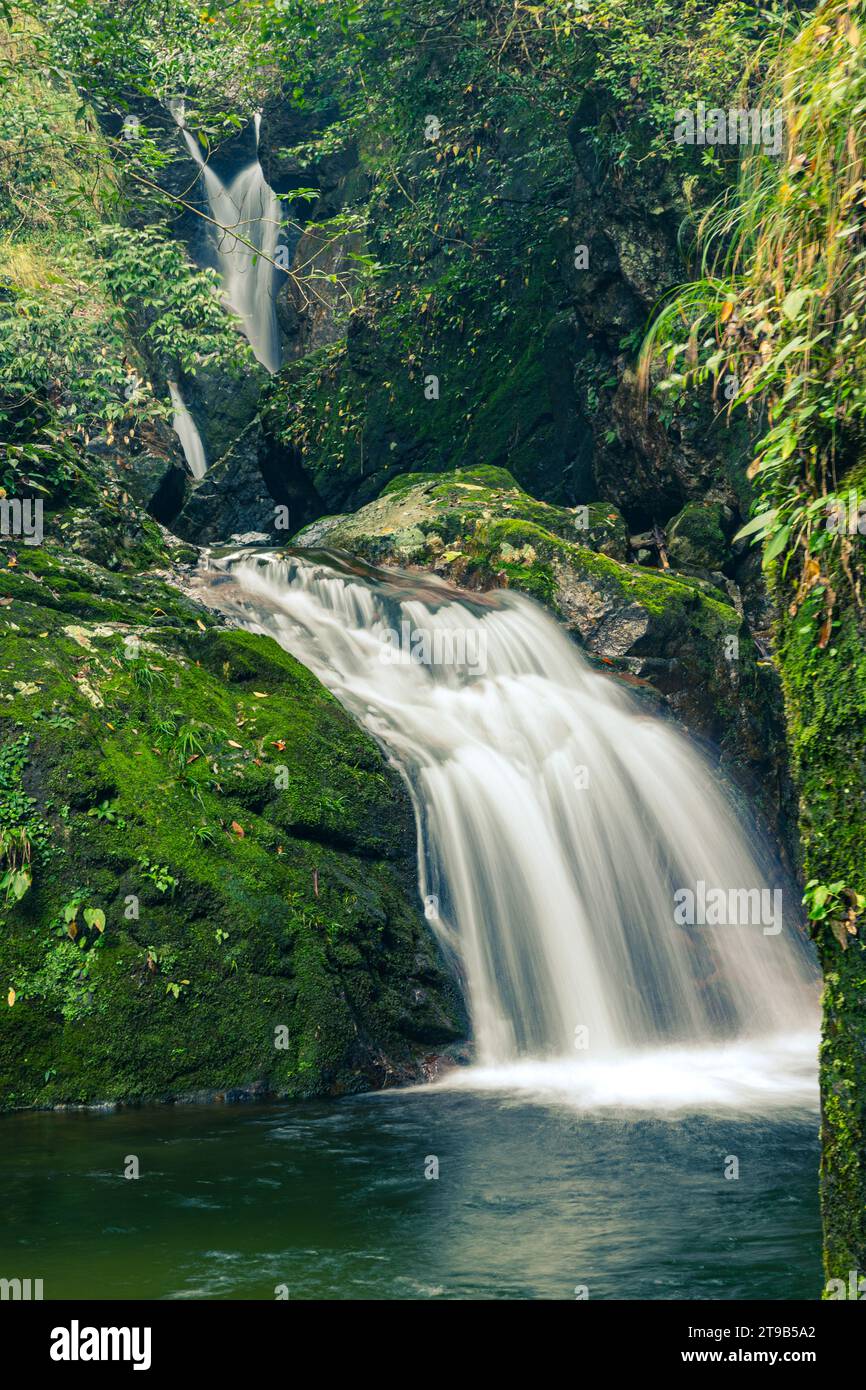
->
xmin=170 ymin=102 xmax=282 ymax=373
xmin=196 ymin=548 xmax=818 ymax=1094
xmin=167 ymin=379 xmax=206 ymax=480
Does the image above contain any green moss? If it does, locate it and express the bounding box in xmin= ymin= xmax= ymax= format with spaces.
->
xmin=666 ymin=501 xmax=729 ymax=570
xmin=776 ymin=587 xmax=866 ymax=1281
xmin=381 ymin=465 xmax=519 ymax=497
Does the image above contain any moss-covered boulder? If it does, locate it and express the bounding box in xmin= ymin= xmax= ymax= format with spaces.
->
xmin=0 ymin=506 xmax=464 ymax=1112
xmin=666 ymin=500 xmax=732 ymax=572
xmin=295 ymin=467 xmax=769 ymax=747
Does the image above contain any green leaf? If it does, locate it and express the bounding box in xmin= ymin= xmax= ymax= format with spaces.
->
xmin=83 ymin=908 xmax=106 ymax=933
xmin=4 ymin=868 xmax=32 ymax=903
xmin=733 ymin=509 xmax=777 ymax=542
xmin=781 ymin=288 xmax=810 ymax=321
xmin=763 ymin=524 xmax=792 ymax=564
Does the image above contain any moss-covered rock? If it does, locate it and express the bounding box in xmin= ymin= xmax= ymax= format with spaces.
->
xmin=0 ymin=506 xmax=465 ymax=1112
xmin=293 ymin=468 xmax=781 ymax=791
xmin=666 ymin=500 xmax=732 ymax=572
xmin=775 ymin=580 xmax=866 ymax=1281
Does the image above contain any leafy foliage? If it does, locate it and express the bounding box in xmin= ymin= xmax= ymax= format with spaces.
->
xmin=642 ymin=0 xmax=866 ymax=636
xmin=0 ymin=734 xmax=49 ymax=905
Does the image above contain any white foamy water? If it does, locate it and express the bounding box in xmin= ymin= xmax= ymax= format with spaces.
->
xmin=429 ymin=1033 xmax=818 ymax=1111
xmin=196 ymin=548 xmax=819 ymax=1108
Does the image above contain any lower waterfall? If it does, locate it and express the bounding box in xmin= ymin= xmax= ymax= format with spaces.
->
xmin=197 ymin=547 xmax=819 ymax=1105
xmin=168 ymin=379 xmax=207 ymax=480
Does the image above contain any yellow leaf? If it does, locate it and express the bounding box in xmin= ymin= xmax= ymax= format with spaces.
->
xmin=252 ymin=691 xmax=269 ymax=698
xmin=7 ymin=988 xmax=15 ymax=1007
xmin=196 ymin=619 xmax=207 ymax=632
xmin=803 ymin=557 xmax=820 ymax=584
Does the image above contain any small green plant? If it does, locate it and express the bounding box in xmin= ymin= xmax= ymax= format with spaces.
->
xmin=0 ymin=734 xmax=51 ymax=891
xmin=192 ymin=824 xmax=217 ymax=845
xmin=175 ymin=724 xmax=208 ymax=763
xmin=87 ymin=799 xmax=125 ymax=826
xmin=59 ymin=896 xmax=106 ymax=945
xmin=129 ymin=662 xmax=168 ymax=692
xmin=34 ymin=711 xmax=77 ymax=731
xmin=175 ymin=769 xmax=206 ymax=807
xmin=137 ymin=856 xmax=178 ymax=894
xmin=0 ymin=826 xmax=32 ymax=904
xmin=803 ymin=879 xmax=865 ymax=950
xmin=165 ymin=979 xmax=190 ymax=1000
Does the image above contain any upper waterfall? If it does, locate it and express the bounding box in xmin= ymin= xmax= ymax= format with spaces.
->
xmin=170 ymin=102 xmax=283 ymax=373
xmin=197 ymin=549 xmax=818 ymax=1072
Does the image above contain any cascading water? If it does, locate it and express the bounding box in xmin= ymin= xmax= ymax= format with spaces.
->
xmin=168 ymin=379 xmax=207 ymax=480
xmin=196 ymin=547 xmax=819 ymax=1108
xmin=172 ymin=104 xmax=283 ymax=373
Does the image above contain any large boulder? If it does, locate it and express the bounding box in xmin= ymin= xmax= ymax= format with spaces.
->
xmin=0 ymin=497 xmax=465 ymax=1110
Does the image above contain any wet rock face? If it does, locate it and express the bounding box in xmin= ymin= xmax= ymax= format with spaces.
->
xmin=173 ymin=421 xmax=323 ymax=546
xmin=275 ymin=222 xmax=366 ymax=365
xmin=258 ymin=99 xmax=369 ymax=366
xmin=179 ymin=360 xmax=269 ymax=472
xmin=84 ymin=413 xmax=190 ymax=524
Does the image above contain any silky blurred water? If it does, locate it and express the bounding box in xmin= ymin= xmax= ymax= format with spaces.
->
xmin=0 ymin=1086 xmax=820 ymax=1301
xmin=198 ymin=550 xmax=819 ymax=1065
